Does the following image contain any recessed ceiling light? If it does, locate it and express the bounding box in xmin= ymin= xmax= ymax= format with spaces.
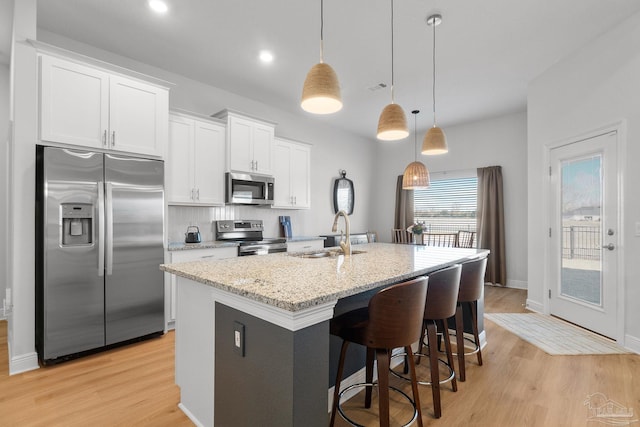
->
xmin=148 ymin=0 xmax=168 ymax=14
xmin=259 ymin=50 xmax=274 ymax=64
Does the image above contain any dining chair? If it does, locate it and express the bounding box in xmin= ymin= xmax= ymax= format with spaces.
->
xmin=391 ymin=229 xmax=413 ymax=244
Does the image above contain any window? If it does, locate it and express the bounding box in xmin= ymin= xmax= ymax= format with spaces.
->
xmin=413 ymin=171 xmax=477 ymax=234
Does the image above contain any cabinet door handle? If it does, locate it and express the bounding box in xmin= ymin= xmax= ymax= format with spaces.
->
xmin=196 ymin=188 xmax=200 ymax=201
xmin=255 ymin=160 xmax=258 ymax=170
xmin=111 ymin=131 xmax=116 ymax=146
xmin=191 ymin=188 xmax=195 ymax=201
xmin=102 ymin=130 xmax=107 ymax=146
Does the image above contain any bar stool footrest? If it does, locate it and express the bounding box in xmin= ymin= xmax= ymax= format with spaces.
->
xmin=336 ymin=382 xmax=419 ymax=427
xmin=389 ymin=352 xmax=455 ymax=386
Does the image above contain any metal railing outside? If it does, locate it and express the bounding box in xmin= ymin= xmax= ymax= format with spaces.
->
xmin=562 ymin=225 xmax=600 ymax=260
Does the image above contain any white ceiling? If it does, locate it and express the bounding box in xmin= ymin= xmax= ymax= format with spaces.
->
xmin=34 ymin=0 xmax=640 ymax=139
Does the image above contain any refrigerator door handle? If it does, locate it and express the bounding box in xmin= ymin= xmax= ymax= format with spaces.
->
xmin=98 ymin=181 xmax=105 ymax=277
xmin=105 ymin=182 xmax=113 ymax=276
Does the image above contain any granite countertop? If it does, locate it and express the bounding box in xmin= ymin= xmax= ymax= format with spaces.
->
xmin=167 ymin=241 xmax=239 ymax=251
xmin=161 ymin=243 xmax=488 ymax=312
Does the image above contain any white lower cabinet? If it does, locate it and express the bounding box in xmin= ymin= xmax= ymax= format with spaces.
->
xmin=167 ymin=113 xmax=226 ymax=205
xmin=272 ymin=138 xmax=311 ymax=209
xmin=165 ymin=246 xmax=237 ymax=329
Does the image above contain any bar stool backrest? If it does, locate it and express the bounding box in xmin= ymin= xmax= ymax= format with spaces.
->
xmin=458 ymin=257 xmax=488 ymax=303
xmin=424 ymin=264 xmax=462 ymax=320
xmin=366 ymin=276 xmax=428 ymax=349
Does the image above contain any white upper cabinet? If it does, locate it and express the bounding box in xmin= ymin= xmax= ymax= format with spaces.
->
xmin=39 ymin=54 xmax=168 ymax=157
xmin=213 ymin=110 xmax=276 ymax=175
xmin=167 ymin=113 xmax=225 ymax=206
xmin=272 ymin=138 xmax=311 ymax=209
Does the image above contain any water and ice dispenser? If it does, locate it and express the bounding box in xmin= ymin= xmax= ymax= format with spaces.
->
xmin=61 ymin=203 xmax=93 ymax=246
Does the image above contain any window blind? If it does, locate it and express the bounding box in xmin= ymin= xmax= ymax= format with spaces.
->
xmin=414 ymin=176 xmax=477 ymax=233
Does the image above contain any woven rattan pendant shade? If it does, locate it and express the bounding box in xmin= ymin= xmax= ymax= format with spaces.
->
xmin=403 ymin=109 xmax=429 ymax=189
xmin=422 ymin=14 xmax=448 ymax=155
xmin=301 ymin=0 xmax=342 ymax=115
xmin=421 ymin=126 xmax=448 ymax=155
xmin=376 ymin=0 xmax=408 ymax=141
xmin=403 ymin=161 xmax=430 ymax=189
xmin=301 ymin=62 xmax=342 ymax=114
xmin=377 ymin=103 xmax=409 ymax=141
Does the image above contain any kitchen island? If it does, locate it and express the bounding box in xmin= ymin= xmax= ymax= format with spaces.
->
xmin=161 ymin=242 xmax=489 ymax=427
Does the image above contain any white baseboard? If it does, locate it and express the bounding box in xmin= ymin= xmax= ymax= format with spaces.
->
xmin=525 ymin=299 xmax=544 ymax=313
xmin=623 ymin=333 xmax=640 ymax=355
xmin=178 ymin=403 xmax=205 ymax=427
xmin=506 ymin=279 xmax=528 ymax=289
xmin=9 ymin=350 xmax=39 ymax=375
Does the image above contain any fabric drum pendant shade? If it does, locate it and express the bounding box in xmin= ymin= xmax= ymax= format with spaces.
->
xmin=403 ymin=161 xmax=430 ymax=189
xmin=301 ymin=62 xmax=343 ymax=114
xmin=422 ymin=126 xmax=448 ymax=155
xmin=377 ymin=103 xmax=409 ymax=141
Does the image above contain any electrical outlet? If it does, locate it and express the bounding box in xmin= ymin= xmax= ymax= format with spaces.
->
xmin=233 ymin=321 xmax=245 ymax=357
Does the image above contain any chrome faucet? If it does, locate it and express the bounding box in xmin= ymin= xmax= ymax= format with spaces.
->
xmin=332 ymin=210 xmax=351 ymax=256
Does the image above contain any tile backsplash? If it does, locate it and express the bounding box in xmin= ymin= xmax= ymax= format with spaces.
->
xmin=167 ymin=205 xmax=306 ymax=244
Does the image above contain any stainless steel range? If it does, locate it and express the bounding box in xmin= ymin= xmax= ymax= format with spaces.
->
xmin=216 ymin=220 xmax=287 ymax=256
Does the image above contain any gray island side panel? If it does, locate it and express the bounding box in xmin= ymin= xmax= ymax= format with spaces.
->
xmin=214 ymin=302 xmax=329 ymax=427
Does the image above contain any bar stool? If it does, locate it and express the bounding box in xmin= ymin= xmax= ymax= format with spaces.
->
xmin=329 ymin=277 xmax=428 ymax=427
xmin=453 ymin=256 xmax=487 ymax=382
xmin=415 ymin=264 xmax=461 ymax=419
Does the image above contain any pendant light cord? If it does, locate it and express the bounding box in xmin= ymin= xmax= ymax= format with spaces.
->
xmin=413 ymin=111 xmax=418 ymax=161
xmin=319 ymin=0 xmax=325 ymax=63
xmin=390 ymin=0 xmax=395 ymax=103
xmin=432 ymin=17 xmax=437 ymax=126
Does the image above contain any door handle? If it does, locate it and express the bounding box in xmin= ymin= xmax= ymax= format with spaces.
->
xmin=98 ymin=181 xmax=105 ymax=277
xmin=105 ymin=182 xmax=113 ymax=275
xmin=602 ymin=243 xmax=615 ymax=251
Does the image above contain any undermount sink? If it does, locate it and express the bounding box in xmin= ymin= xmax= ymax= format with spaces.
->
xmin=290 ymin=249 xmax=367 ymax=259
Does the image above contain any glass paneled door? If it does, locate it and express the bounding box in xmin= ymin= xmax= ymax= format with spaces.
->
xmin=548 ymin=131 xmax=618 ymax=339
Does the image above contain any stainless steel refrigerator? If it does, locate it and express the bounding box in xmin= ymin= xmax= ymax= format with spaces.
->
xmin=36 ymin=145 xmax=165 ymax=363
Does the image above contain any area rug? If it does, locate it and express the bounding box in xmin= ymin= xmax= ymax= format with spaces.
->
xmin=484 ymin=313 xmax=630 ymax=355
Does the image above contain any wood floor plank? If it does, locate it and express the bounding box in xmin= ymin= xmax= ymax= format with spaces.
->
xmin=1 ymin=286 xmax=638 ymax=426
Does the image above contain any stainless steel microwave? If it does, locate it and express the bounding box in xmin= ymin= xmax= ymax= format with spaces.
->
xmin=225 ymin=172 xmax=274 ymax=205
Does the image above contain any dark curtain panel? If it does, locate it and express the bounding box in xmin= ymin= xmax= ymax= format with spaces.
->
xmin=394 ymin=175 xmax=414 ymax=230
xmin=477 ymin=166 xmax=507 ymax=286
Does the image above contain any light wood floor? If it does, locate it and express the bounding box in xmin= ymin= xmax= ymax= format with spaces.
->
xmin=1 ymin=286 xmax=638 ymax=426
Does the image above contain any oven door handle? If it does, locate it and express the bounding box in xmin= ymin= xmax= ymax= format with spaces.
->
xmin=241 ymin=244 xmax=270 ymax=252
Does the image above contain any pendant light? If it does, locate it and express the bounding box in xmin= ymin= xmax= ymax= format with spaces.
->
xmin=376 ymin=0 xmax=409 ymax=141
xmin=422 ymin=14 xmax=448 ymax=155
xmin=301 ymin=0 xmax=343 ymax=114
xmin=403 ymin=110 xmax=430 ymax=189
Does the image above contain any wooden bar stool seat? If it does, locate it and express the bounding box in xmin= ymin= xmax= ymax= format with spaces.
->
xmin=413 ymin=264 xmax=462 ymax=419
xmin=452 ymin=256 xmax=487 ymax=382
xmin=329 ymin=277 xmax=429 ymax=427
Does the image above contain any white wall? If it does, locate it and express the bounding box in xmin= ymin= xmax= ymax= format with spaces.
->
xmin=528 ymin=11 xmax=640 ymax=350
xmin=370 ymin=111 xmax=529 ymax=288
xmin=0 ymin=64 xmax=9 ymax=319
